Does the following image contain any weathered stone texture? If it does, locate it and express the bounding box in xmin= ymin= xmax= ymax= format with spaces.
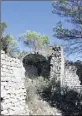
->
xmin=50 ymin=47 xmax=82 ymax=93
xmin=64 ymin=62 xmax=82 ymax=93
xmin=1 ymin=46 xmax=82 ymax=115
xmin=50 ymin=47 xmax=62 ymax=82
xmin=1 ymin=50 xmax=29 ymax=115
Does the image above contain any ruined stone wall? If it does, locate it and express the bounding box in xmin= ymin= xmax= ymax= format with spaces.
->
xmin=50 ymin=47 xmax=63 ymax=85
xmin=50 ymin=47 xmax=82 ymax=93
xmin=1 ymin=50 xmax=29 ymax=115
xmin=64 ymin=61 xmax=82 ymax=93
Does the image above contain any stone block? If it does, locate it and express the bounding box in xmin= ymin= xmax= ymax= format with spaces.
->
xmin=2 ymin=102 xmax=13 ymax=110
xmin=1 ymin=110 xmax=9 ymax=115
xmin=1 ymin=85 xmax=5 ymax=91
xmin=1 ymin=51 xmax=28 ymax=115
xmin=1 ymin=71 xmax=6 ymax=77
xmin=1 ymin=82 xmax=8 ymax=86
xmin=1 ymin=50 xmax=5 ymax=54
xmin=1 ymin=77 xmax=10 ymax=82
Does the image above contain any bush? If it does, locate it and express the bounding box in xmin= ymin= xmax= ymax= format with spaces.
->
xmin=40 ymin=80 xmax=82 ymax=116
xmin=25 ymin=76 xmax=50 ymax=102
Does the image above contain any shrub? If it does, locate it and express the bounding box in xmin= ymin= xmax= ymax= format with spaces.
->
xmin=25 ymin=76 xmax=50 ymax=102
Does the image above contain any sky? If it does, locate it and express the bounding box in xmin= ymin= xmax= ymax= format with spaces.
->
xmin=1 ymin=1 xmax=81 ymax=61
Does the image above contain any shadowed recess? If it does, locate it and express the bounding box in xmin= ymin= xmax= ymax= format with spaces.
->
xmin=23 ymin=53 xmax=50 ymax=78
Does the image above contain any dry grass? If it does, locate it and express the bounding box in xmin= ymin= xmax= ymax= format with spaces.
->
xmin=25 ymin=77 xmax=62 ymax=115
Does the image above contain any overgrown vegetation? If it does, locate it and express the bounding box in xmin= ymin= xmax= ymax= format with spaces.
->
xmin=25 ymin=74 xmax=82 ymax=116
xmin=25 ymin=76 xmax=50 ymax=96
xmin=44 ymin=86 xmax=82 ymax=116
xmin=0 ymin=22 xmax=19 ymax=57
xmin=38 ymin=79 xmax=82 ymax=116
xmin=24 ymin=76 xmax=59 ymax=115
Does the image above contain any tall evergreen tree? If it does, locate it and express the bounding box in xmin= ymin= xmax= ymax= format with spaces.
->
xmin=52 ymin=0 xmax=82 ymax=58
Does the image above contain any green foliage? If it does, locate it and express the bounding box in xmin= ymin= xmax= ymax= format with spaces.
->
xmin=0 ymin=22 xmax=7 ymax=37
xmin=40 ymin=80 xmax=82 ymax=116
xmin=34 ymin=76 xmax=50 ymax=94
xmin=19 ymin=30 xmax=49 ymax=53
xmin=52 ymin=0 xmax=82 ymax=57
xmin=1 ymin=34 xmax=19 ymax=57
xmin=25 ymin=76 xmax=50 ymax=96
xmin=54 ymin=21 xmax=81 ymax=40
xmin=52 ymin=0 xmax=82 ymax=24
xmin=0 ymin=22 xmax=20 ymax=57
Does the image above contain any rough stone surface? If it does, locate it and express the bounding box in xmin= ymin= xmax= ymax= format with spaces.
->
xmin=1 ymin=46 xmax=82 ymax=115
xmin=1 ymin=50 xmax=29 ymax=115
xmin=50 ymin=47 xmax=82 ymax=93
xmin=64 ymin=61 xmax=82 ymax=93
xmin=50 ymin=47 xmax=62 ymax=82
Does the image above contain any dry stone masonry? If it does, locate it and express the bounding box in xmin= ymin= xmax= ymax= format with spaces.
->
xmin=64 ymin=61 xmax=82 ymax=93
xmin=50 ymin=47 xmax=62 ymax=84
xmin=1 ymin=46 xmax=82 ymax=115
xmin=50 ymin=47 xmax=82 ymax=93
xmin=1 ymin=50 xmax=29 ymax=115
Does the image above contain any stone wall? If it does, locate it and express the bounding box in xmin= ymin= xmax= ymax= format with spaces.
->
xmin=64 ymin=61 xmax=82 ymax=93
xmin=50 ymin=47 xmax=82 ymax=93
xmin=50 ymin=47 xmax=62 ymax=83
xmin=1 ymin=50 xmax=29 ymax=115
xmin=1 ymin=46 xmax=82 ymax=115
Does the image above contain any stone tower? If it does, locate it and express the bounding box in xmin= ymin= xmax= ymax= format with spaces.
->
xmin=50 ymin=46 xmax=65 ymax=87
